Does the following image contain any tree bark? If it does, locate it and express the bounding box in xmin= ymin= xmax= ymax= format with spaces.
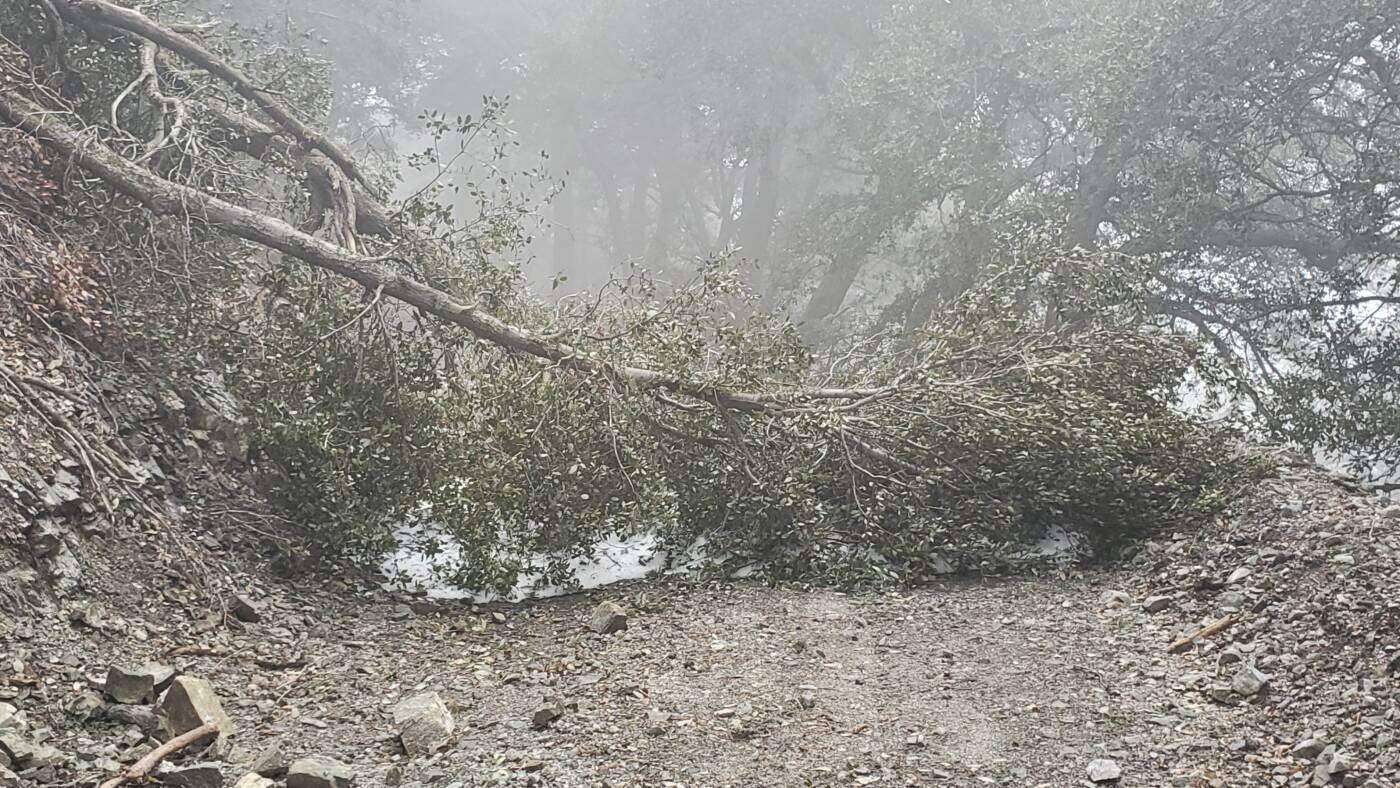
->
xmin=54 ymin=0 xmax=373 ymax=190
xmin=737 ymin=138 xmax=784 ymax=263
xmin=0 ymin=89 xmax=891 ymax=413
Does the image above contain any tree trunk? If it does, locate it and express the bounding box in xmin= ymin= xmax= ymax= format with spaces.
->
xmin=625 ymin=169 xmax=650 ymax=262
xmin=737 ymin=138 xmax=784 ymax=264
xmin=551 ymin=182 xmax=576 ymax=282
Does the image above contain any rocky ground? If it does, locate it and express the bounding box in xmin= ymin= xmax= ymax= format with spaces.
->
xmin=0 ymin=461 xmax=1396 ymax=787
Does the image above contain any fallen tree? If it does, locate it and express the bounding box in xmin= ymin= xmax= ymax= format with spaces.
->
xmin=0 ymin=0 xmax=1253 ymax=589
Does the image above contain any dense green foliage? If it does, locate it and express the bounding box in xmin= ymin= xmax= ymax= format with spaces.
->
xmin=3 ymin=0 xmax=1282 ymax=593
xmin=229 ymin=231 xmax=1247 ymax=591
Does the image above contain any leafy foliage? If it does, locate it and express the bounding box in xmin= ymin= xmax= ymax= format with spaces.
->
xmin=229 ymin=223 xmax=1250 ymax=591
xmin=3 ymin=0 xmax=1263 ymax=594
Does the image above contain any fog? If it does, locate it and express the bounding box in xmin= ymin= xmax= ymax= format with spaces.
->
xmin=198 ymin=0 xmax=1400 ymax=487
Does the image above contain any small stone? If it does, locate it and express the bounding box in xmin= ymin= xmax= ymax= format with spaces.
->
xmin=155 ymin=762 xmax=224 ymax=788
xmin=644 ymin=709 xmax=669 ymax=737
xmin=530 ymin=704 xmax=562 ymax=730
xmin=1086 ymin=758 xmax=1122 ymax=783
xmin=390 ymin=691 xmax=453 ymax=756
xmin=1142 ymin=595 xmax=1173 ymax=613
xmin=589 ymin=601 xmax=628 ymax=635
xmin=519 ymin=759 xmax=544 ymax=772
xmin=249 ymin=740 xmax=288 ymax=777
xmin=234 ymin=775 xmax=275 ymax=788
xmin=105 ymin=663 xmax=176 ymax=704
xmin=1099 ymin=590 xmax=1131 ymax=608
xmin=1231 ymin=665 xmax=1270 ymax=697
xmin=156 ymin=676 xmax=232 ymax=742
xmin=286 ymin=756 xmax=355 ymax=788
xmin=229 ymin=594 xmax=261 ymax=623
xmin=798 ymin=692 xmax=817 ymax=709
xmin=1226 ymin=567 xmax=1251 ymax=584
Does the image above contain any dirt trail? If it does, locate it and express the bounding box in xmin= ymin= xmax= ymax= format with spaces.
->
xmin=5 ymin=465 xmax=1398 ymax=787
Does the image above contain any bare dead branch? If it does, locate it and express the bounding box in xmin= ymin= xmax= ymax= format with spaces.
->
xmin=97 ymin=722 xmax=219 ymax=788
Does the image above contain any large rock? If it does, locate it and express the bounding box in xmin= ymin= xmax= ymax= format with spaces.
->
xmin=249 ymin=739 xmax=288 ymax=777
xmin=228 ymin=594 xmax=261 ymax=623
xmin=589 ymin=601 xmax=628 ymax=635
xmin=1231 ymin=665 xmax=1270 ymax=697
xmin=286 ymin=756 xmax=355 ymax=788
xmin=156 ymin=677 xmax=232 ymax=742
xmin=155 ymin=762 xmax=225 ymax=788
xmin=105 ymin=663 xmax=177 ymax=704
xmin=389 ymin=692 xmax=453 ymax=756
xmin=1086 ymin=758 xmax=1122 ymax=783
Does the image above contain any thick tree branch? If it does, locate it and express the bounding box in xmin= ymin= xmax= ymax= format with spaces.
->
xmin=0 ymin=89 xmax=902 ymax=413
xmin=195 ymin=101 xmax=393 ymax=237
xmin=54 ymin=0 xmax=373 ymax=189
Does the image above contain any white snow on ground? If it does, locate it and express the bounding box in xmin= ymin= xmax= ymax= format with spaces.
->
xmin=382 ymin=522 xmax=1083 ymax=600
xmin=382 ymin=529 xmax=708 ymax=602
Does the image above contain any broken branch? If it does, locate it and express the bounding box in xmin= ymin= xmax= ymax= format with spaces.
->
xmin=97 ymin=721 xmax=219 ymax=788
xmin=54 ymin=0 xmax=372 ymax=188
xmin=1167 ymin=614 xmax=1236 ymax=653
xmin=0 ymin=88 xmax=882 ymax=414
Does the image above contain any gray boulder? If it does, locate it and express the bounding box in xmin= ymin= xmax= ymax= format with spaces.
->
xmin=389 ymin=692 xmax=453 ymax=756
xmin=286 ymin=756 xmax=355 ymax=788
xmin=156 ymin=676 xmax=232 ymax=742
xmin=105 ymin=663 xmax=177 ymax=704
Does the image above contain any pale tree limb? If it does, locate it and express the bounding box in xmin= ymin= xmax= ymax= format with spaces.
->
xmin=97 ymin=721 xmax=220 ymax=788
xmin=193 ymin=100 xmax=393 ymax=237
xmin=0 ymin=88 xmax=910 ymax=413
xmin=1168 ymin=614 xmax=1236 ymax=653
xmin=52 ymin=0 xmax=372 ymax=189
xmin=11 ymin=1 xmax=921 ymax=413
